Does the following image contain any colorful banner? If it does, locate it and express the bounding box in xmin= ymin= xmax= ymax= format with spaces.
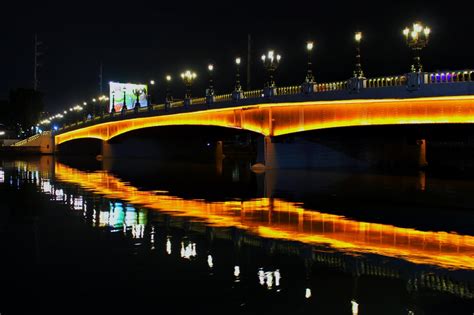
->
xmin=109 ymin=82 xmax=148 ymax=112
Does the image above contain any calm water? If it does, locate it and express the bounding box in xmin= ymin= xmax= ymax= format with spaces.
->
xmin=1 ymin=157 xmax=474 ymax=314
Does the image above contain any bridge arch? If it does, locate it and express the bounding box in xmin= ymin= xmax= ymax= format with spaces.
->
xmin=55 ymin=96 xmax=474 ymax=146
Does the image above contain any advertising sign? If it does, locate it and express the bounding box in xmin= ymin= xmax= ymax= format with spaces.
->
xmin=109 ymin=82 xmax=148 ymax=112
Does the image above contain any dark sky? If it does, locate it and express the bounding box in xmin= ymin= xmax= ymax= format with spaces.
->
xmin=1 ymin=1 xmax=473 ymax=113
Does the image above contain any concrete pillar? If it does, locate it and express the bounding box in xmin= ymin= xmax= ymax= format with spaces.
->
xmin=101 ymin=140 xmax=113 ymax=159
xmin=253 ymin=135 xmax=276 ymax=170
xmin=417 ymin=139 xmax=428 ymax=168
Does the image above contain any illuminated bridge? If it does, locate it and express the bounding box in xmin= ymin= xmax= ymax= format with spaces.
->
xmin=50 ymin=70 xmax=474 ymax=169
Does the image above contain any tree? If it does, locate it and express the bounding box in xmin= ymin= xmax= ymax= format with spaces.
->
xmin=8 ymin=88 xmax=44 ymax=137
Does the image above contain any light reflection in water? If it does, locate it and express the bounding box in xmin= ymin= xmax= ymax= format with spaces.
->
xmin=53 ymin=162 xmax=474 ymax=270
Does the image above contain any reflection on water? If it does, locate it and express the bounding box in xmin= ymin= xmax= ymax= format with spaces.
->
xmin=1 ymin=157 xmax=474 ymax=314
xmin=53 ymin=162 xmax=474 ymax=271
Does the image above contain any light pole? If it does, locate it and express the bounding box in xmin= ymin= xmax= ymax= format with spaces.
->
xmin=132 ymin=88 xmax=143 ymax=113
xmin=353 ymin=32 xmax=364 ymax=78
xmin=403 ymin=22 xmax=431 ymax=73
xmin=148 ymin=80 xmax=155 ymax=108
xmin=301 ymin=41 xmax=315 ymax=94
xmin=305 ymin=41 xmax=314 ymax=83
xmin=165 ymin=75 xmax=173 ymax=111
xmin=111 ymin=91 xmax=116 ymax=114
xmin=121 ymin=90 xmax=127 ymax=115
xmin=261 ymin=50 xmax=281 ymax=97
xmin=206 ymin=64 xmax=215 ymax=106
xmin=181 ymin=70 xmax=197 ymax=108
xmin=233 ymin=57 xmax=244 ymax=100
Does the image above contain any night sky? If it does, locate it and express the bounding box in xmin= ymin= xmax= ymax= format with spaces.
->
xmin=1 ymin=1 xmax=473 ymax=113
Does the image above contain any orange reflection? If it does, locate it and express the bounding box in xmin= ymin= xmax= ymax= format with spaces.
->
xmin=55 ymin=95 xmax=474 ymax=145
xmin=54 ymin=163 xmax=474 ymax=270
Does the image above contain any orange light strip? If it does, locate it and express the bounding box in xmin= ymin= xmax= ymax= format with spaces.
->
xmin=55 ymin=95 xmax=474 ymax=145
xmin=54 ymin=162 xmax=474 ymax=270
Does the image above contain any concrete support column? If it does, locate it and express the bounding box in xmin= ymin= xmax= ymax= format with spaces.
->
xmin=254 ymin=135 xmax=276 ymax=170
xmin=417 ymin=139 xmax=428 ymax=168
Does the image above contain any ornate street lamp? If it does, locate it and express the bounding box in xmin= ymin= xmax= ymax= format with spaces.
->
xmin=353 ymin=32 xmax=364 ymax=78
xmin=403 ymin=22 xmax=431 ymax=73
xmin=165 ymin=75 xmax=173 ymax=110
xmin=121 ymin=90 xmax=127 ymax=115
xmin=148 ymin=80 xmax=155 ymax=107
xmin=305 ymin=41 xmax=314 ymax=83
xmin=233 ymin=57 xmax=244 ymax=100
xmin=132 ymin=88 xmax=144 ymax=113
xmin=181 ymin=70 xmax=197 ymax=107
xmin=261 ymin=50 xmax=281 ymax=97
xmin=206 ymin=64 xmax=215 ymax=106
xmin=111 ymin=91 xmax=116 ymax=114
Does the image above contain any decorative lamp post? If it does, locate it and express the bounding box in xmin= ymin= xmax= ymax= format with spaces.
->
xmin=121 ymin=90 xmax=127 ymax=115
xmin=206 ymin=64 xmax=215 ymax=106
xmin=132 ymin=88 xmax=143 ymax=113
xmin=353 ymin=32 xmax=364 ymax=78
xmin=232 ymin=57 xmax=244 ymax=100
xmin=165 ymin=75 xmax=173 ymax=111
xmin=301 ymin=41 xmax=315 ymax=94
xmin=181 ymin=70 xmax=197 ymax=108
xmin=305 ymin=41 xmax=314 ymax=83
xmin=148 ymin=80 xmax=155 ymax=108
xmin=403 ymin=22 xmax=431 ymax=73
xmin=111 ymin=91 xmax=116 ymax=114
xmin=261 ymin=50 xmax=281 ymax=97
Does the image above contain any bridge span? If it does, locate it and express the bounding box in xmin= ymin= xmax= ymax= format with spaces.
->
xmin=55 ymin=95 xmax=474 ymax=145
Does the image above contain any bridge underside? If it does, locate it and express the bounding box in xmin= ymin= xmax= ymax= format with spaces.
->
xmin=55 ymin=96 xmax=474 ymax=145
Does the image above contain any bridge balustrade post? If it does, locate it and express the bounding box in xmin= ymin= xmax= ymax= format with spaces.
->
xmin=263 ymin=86 xmax=277 ymax=98
xmin=300 ymin=82 xmax=316 ymax=94
xmin=184 ymin=98 xmax=192 ymax=108
xmin=206 ymin=89 xmax=215 ymax=107
xmin=232 ymin=90 xmax=244 ymax=101
xmin=406 ymin=72 xmax=427 ymax=91
xmin=347 ymin=77 xmax=366 ymax=93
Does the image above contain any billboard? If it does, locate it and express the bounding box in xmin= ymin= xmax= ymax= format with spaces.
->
xmin=109 ymin=82 xmax=148 ymax=112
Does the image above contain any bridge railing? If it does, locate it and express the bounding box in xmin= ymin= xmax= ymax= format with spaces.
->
xmin=243 ymin=89 xmax=264 ymax=98
xmin=314 ymin=80 xmax=348 ymax=91
xmin=276 ymin=85 xmax=300 ymax=95
xmin=57 ymin=70 xmax=474 ymax=132
xmin=426 ymin=70 xmax=474 ymax=84
xmin=12 ymin=131 xmax=51 ymax=146
xmin=366 ymin=75 xmax=407 ymax=88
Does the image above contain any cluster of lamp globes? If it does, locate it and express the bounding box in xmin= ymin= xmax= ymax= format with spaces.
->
xmin=38 ymin=22 xmax=430 ymax=128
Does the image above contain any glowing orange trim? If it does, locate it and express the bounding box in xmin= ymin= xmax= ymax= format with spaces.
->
xmin=54 ymin=162 xmax=474 ymax=270
xmin=55 ymin=95 xmax=474 ymax=145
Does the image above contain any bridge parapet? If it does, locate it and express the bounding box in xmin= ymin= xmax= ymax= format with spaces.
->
xmin=366 ymin=75 xmax=407 ymax=88
xmin=56 ymin=70 xmax=474 ymax=134
xmin=427 ymin=70 xmax=474 ymax=84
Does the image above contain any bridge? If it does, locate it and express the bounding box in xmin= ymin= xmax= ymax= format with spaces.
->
xmin=17 ymin=70 xmax=474 ymax=169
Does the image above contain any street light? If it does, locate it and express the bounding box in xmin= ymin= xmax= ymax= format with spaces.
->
xmin=181 ymin=70 xmax=197 ymax=107
xmin=235 ymin=57 xmax=242 ymax=91
xmin=132 ymin=88 xmax=144 ymax=112
xmin=261 ymin=50 xmax=281 ymax=88
xmin=305 ymin=41 xmax=315 ymax=83
xmin=207 ymin=64 xmax=214 ymax=94
xmin=206 ymin=64 xmax=215 ymax=106
xmin=232 ymin=57 xmax=244 ymax=100
xmin=353 ymin=32 xmax=364 ymax=78
xmin=148 ymin=80 xmax=155 ymax=108
xmin=403 ymin=22 xmax=431 ymax=72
